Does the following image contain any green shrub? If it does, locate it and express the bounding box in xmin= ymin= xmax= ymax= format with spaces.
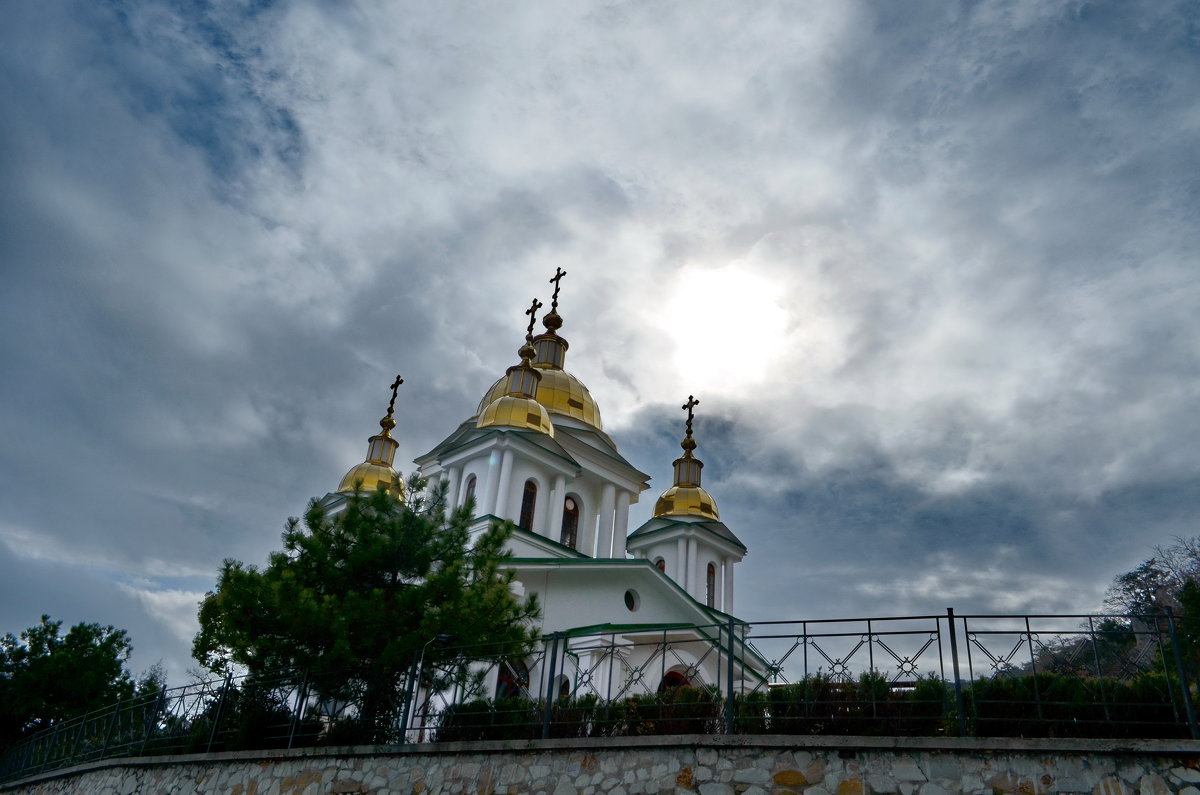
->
xmin=435 ymin=697 xmax=539 ymax=742
xmin=734 ymin=691 xmax=769 ymax=734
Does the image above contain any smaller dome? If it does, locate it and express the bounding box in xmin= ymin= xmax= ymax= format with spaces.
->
xmin=337 ymin=461 xmax=405 ymax=498
xmin=654 ymin=485 xmax=720 ymax=520
xmin=476 ymin=395 xmax=555 ymax=437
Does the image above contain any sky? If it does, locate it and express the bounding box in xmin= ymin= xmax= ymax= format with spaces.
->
xmin=2 ymin=0 xmax=1198 ymax=683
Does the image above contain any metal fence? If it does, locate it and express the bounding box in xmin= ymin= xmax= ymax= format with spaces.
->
xmin=3 ymin=609 xmax=1198 ymax=783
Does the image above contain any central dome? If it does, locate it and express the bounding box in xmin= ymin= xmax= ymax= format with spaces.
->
xmin=477 ymin=366 xmax=603 ymax=430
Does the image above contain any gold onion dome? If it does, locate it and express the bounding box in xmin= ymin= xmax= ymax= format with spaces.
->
xmin=653 ymin=395 xmax=720 ymax=520
xmin=476 ymin=267 xmax=603 ymax=430
xmin=338 ymin=375 xmax=407 ymax=499
xmin=477 ymin=299 xmax=555 ymax=437
xmin=477 ymin=368 xmax=601 ymax=430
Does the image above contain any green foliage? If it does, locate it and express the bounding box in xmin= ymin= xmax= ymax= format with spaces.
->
xmin=965 ymin=671 xmax=1181 ymax=738
xmin=733 ymin=690 xmax=769 ymax=733
xmin=566 ymin=686 xmax=720 ymax=737
xmin=435 ymin=698 xmax=540 ymax=742
xmin=734 ymin=673 xmax=950 ymax=736
xmin=425 ymin=666 xmax=1188 ymax=742
xmin=0 ymin=615 xmax=138 ymax=748
xmin=192 ymin=477 xmax=541 ymax=739
xmin=549 ymin=693 xmax=600 ymax=739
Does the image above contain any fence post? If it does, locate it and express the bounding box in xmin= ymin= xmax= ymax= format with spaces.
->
xmin=1086 ymin=616 xmax=1112 ymax=722
xmin=139 ymin=688 xmax=166 ymax=756
xmin=206 ymin=672 xmax=233 ymax=753
xmin=100 ymin=695 xmax=122 ymax=760
xmin=725 ymin=617 xmax=736 ymax=735
xmin=400 ymin=654 xmax=421 ymax=743
xmin=288 ymin=669 xmax=310 ymax=749
xmin=542 ymin=633 xmax=560 ymax=740
xmin=1164 ymin=607 xmax=1200 ymax=739
xmin=945 ymin=608 xmax=966 ymax=737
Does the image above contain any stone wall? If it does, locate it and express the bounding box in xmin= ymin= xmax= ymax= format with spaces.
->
xmin=5 ymin=735 xmax=1200 ymax=795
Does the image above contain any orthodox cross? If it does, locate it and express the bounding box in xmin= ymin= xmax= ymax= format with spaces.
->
xmin=386 ymin=375 xmax=404 ymax=417
xmin=525 ymin=298 xmax=543 ymax=340
xmin=548 ymin=267 xmax=567 ymax=311
xmin=682 ymin=395 xmax=699 ymax=438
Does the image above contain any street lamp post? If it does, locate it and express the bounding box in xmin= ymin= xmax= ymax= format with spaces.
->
xmin=406 ymin=633 xmax=453 ymax=743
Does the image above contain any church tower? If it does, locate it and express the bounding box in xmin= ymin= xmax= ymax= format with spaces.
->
xmin=627 ymin=397 xmax=746 ymax=612
xmin=323 ymin=375 xmax=407 ymax=513
xmin=415 ymin=271 xmax=649 ymax=559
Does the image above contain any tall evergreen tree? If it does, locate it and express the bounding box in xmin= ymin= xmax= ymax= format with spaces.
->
xmin=0 ymin=616 xmax=139 ymax=748
xmin=193 ymin=476 xmax=540 ymax=734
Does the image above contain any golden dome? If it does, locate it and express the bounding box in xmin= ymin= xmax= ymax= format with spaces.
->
xmin=337 ymin=374 xmax=406 ymax=500
xmin=476 ymin=395 xmax=555 ymax=436
xmin=477 ymin=367 xmax=602 ymax=430
xmin=337 ymin=461 xmax=406 ymax=498
xmin=654 ymin=485 xmax=720 ymax=520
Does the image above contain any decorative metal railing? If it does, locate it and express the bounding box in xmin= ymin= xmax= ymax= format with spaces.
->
xmin=3 ymin=609 xmax=1198 ymax=783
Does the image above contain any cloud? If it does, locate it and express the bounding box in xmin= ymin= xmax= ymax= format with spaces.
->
xmin=2 ymin=0 xmax=1198 ymax=686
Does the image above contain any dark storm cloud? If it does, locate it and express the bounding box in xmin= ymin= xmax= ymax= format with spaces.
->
xmin=2 ymin=0 xmax=1198 ymax=680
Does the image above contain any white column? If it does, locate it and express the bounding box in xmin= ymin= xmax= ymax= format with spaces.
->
xmin=579 ymin=497 xmax=595 ymax=558
xmin=533 ymin=477 xmax=549 ymax=536
xmin=676 ymin=538 xmax=687 ymax=586
xmin=723 ymin=558 xmax=735 ymax=613
xmin=493 ymin=448 xmax=515 ymax=519
xmin=596 ymin=483 xmax=616 ymax=558
xmin=483 ymin=449 xmax=503 ymax=516
xmin=550 ymin=474 xmax=567 ymax=543
xmin=716 ymin=558 xmax=724 ymax=611
xmin=686 ymin=538 xmax=698 ymax=597
xmin=444 ymin=466 xmax=461 ymax=511
xmin=611 ymin=491 xmax=630 ymax=559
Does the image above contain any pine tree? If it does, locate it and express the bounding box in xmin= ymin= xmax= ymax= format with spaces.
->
xmin=192 ymin=476 xmax=540 ymax=735
xmin=0 ymin=616 xmax=141 ymax=748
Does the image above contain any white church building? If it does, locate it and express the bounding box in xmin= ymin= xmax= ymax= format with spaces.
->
xmin=326 ymin=272 xmax=768 ymax=701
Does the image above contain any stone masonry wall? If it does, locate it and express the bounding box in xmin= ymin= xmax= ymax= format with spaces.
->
xmin=5 ymin=736 xmax=1200 ymax=795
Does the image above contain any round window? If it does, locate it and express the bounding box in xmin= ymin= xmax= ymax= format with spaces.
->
xmin=624 ymin=589 xmax=640 ymax=612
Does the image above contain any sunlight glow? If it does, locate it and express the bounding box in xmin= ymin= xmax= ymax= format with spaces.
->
xmin=657 ymin=263 xmax=789 ymax=394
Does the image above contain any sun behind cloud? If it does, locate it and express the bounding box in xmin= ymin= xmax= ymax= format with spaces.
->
xmin=655 ymin=263 xmax=790 ymax=395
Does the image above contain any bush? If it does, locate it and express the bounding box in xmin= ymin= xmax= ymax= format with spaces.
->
xmin=734 ymin=691 xmax=769 ymax=734
xmin=435 ymin=698 xmax=540 ymax=742
xmin=965 ymin=671 xmax=1184 ymax=738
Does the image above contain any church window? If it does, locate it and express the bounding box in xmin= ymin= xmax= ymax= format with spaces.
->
xmin=495 ymin=659 xmax=530 ymax=700
xmin=706 ymin=563 xmax=716 ymax=608
xmin=518 ymin=480 xmax=537 ymax=531
xmin=560 ymin=496 xmax=580 ymax=549
xmin=655 ymin=558 xmax=666 ymax=573
xmin=624 ymin=589 xmax=640 ymax=612
xmin=463 ymin=475 xmax=476 ymax=506
xmin=658 ymin=670 xmax=689 ymax=692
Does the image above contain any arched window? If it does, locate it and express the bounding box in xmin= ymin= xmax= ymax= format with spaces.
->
xmin=496 ymin=659 xmax=530 ymax=700
xmin=706 ymin=563 xmax=717 ymax=608
xmin=658 ymin=670 xmax=690 ymax=692
xmin=560 ymin=496 xmax=580 ymax=549
xmin=462 ymin=474 xmax=476 ymax=506
xmin=655 ymin=558 xmax=666 ymax=573
xmin=518 ymin=480 xmax=537 ymax=531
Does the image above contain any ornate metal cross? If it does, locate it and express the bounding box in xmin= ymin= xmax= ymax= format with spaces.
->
xmin=683 ymin=395 xmax=699 ymax=437
xmin=387 ymin=375 xmax=404 ymax=416
xmin=549 ymin=267 xmax=567 ymax=310
xmin=525 ymin=298 xmax=543 ymax=339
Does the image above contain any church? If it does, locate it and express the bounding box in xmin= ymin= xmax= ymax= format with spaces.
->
xmin=324 ymin=270 xmax=768 ymax=701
